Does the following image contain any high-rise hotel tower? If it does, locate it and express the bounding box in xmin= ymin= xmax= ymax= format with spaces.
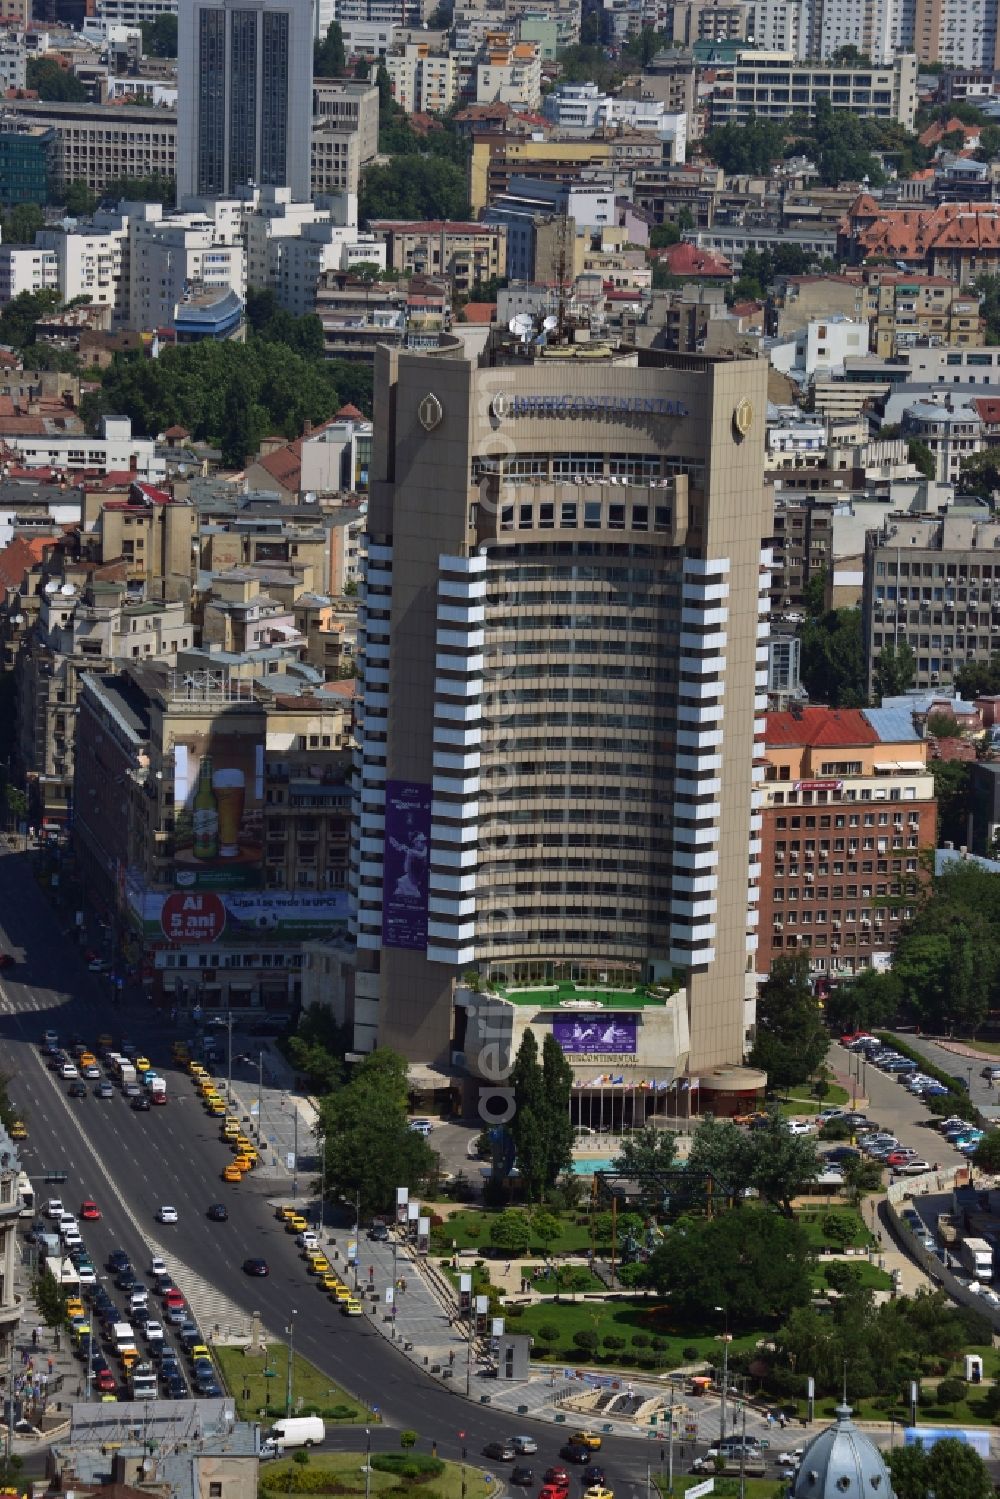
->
xmin=350 ymin=327 xmax=771 ymax=1098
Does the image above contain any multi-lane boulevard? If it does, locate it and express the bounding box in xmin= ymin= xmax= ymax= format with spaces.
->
xmin=0 ymin=846 xmax=681 ymax=1491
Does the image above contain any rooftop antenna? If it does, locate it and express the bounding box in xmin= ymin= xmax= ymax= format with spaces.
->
xmin=508 ymin=313 xmax=533 ymax=344
xmin=554 ymin=209 xmax=572 ymax=338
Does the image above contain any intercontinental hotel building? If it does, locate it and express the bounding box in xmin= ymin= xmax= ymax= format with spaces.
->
xmin=348 ymin=326 xmax=772 ymax=1119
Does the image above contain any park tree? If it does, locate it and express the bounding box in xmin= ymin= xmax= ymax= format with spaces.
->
xmin=360 ymin=156 xmax=470 ymax=221
xmin=645 ymin=1208 xmax=813 ymax=1327
xmin=973 ymin=1130 xmax=1000 ymax=1173
xmin=956 ymin=652 xmax=1000 ymax=697
xmin=958 ymin=445 xmax=1000 ymax=495
xmin=926 ymin=710 xmax=961 ymax=738
xmin=0 ymin=288 xmax=61 ymax=351
xmin=887 ymin=1436 xmax=994 ymax=1499
xmin=749 ymin=954 xmax=829 ymax=1089
xmin=314 ymin=19 xmax=346 ymax=76
xmin=907 ymin=438 xmax=937 ymax=479
xmin=799 ymin=607 xmax=867 ymax=707
xmin=747 ymin=1112 xmax=822 ymax=1216
xmin=824 ymin=968 xmax=900 ymax=1035
xmin=63 ymin=179 xmax=97 ymax=217
xmin=931 ymin=759 xmax=972 ymax=845
xmin=610 ymin=1126 xmax=677 ymax=1210
xmin=540 ymin=1033 xmax=576 ymax=1188
xmin=489 ymin=1210 xmax=531 ymax=1256
xmin=873 ymin=640 xmax=916 ymax=698
xmin=318 ymin=1049 xmax=434 ymax=1216
xmin=510 ymin=1030 xmax=549 ymax=1200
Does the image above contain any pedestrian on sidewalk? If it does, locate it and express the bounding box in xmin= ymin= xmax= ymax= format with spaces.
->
xmin=46 ymin=1358 xmax=53 ymax=1376
xmin=31 ymin=1328 xmax=36 ymax=1349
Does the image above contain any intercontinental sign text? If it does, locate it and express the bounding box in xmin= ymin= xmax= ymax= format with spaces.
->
xmin=492 ymin=394 xmax=689 ymax=419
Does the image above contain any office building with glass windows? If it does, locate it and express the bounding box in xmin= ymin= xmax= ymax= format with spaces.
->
xmin=176 ymin=0 xmax=312 ymax=202
xmin=349 ymin=325 xmax=774 ymax=1102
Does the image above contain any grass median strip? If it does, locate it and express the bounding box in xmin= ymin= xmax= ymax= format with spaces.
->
xmin=214 ymin=1342 xmax=373 ymax=1421
xmin=260 ymin=1453 xmax=495 ymax=1499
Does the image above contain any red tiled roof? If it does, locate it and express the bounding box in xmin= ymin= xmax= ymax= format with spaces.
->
xmin=254 ymin=444 xmax=301 ymax=488
xmin=0 ymin=532 xmax=61 ymax=591
xmin=334 ymin=403 xmax=365 ymax=421
xmin=162 ymin=424 xmax=189 ymax=438
xmin=461 ymin=302 xmax=496 ymax=324
xmin=321 ymin=678 xmax=357 ymax=698
xmin=844 ymin=201 xmax=1000 ymax=260
xmin=651 ymin=242 xmax=733 ymax=278
xmin=765 ymin=707 xmax=878 ymax=750
xmin=973 ymin=398 xmax=1000 ymax=424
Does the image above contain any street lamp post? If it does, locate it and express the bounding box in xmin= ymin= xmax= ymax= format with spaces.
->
xmin=364 ymin=1426 xmax=372 ymax=1499
xmin=214 ymin=1012 xmax=234 ymax=1102
xmin=354 ymin=1189 xmax=361 ymax=1291
xmin=292 ymin=1107 xmax=299 ymax=1199
xmin=715 ymin=1306 xmax=730 ymax=1442
xmin=285 ymin=1310 xmax=297 ymax=1416
xmin=257 ymin=1052 xmax=264 ymax=1148
xmin=315 ymin=1125 xmax=327 ymax=1236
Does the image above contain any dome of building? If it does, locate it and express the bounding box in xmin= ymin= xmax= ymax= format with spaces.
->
xmin=790 ymin=1403 xmax=895 ymax=1497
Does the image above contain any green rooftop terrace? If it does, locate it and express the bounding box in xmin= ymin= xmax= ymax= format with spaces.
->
xmin=490 ymin=981 xmax=678 ymax=1010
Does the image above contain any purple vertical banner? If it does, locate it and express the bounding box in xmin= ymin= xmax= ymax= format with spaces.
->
xmin=382 ymin=779 xmax=432 ymax=949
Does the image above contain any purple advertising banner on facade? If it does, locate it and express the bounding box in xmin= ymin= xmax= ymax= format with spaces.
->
xmin=553 ymin=1015 xmax=638 ymax=1055
xmin=382 ymin=780 xmax=432 ymax=950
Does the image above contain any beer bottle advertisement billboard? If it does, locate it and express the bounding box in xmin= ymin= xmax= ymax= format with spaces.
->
xmin=172 ymin=732 xmax=264 ymax=890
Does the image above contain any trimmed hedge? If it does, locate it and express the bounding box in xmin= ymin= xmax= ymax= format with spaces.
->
xmin=370 ymin=1457 xmax=445 ymax=1481
xmin=874 ymin=1034 xmax=985 ymax=1125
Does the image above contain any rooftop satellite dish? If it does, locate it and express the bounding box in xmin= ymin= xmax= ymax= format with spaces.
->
xmin=542 ymin=314 xmax=558 ymax=332
xmin=509 ymin=312 xmax=533 ymax=343
xmin=44 ymin=580 xmax=59 ymax=593
xmin=60 ymin=583 xmax=75 ymax=596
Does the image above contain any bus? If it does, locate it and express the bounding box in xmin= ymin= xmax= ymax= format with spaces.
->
xmin=17 ymin=1171 xmax=33 ymax=1218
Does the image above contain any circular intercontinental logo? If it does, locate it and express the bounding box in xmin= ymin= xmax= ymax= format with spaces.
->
xmin=418 ymin=392 xmax=444 ymax=431
xmin=733 ymin=398 xmax=754 ymax=439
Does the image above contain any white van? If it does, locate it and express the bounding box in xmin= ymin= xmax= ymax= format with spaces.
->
xmin=267 ymin=1416 xmax=325 ymax=1449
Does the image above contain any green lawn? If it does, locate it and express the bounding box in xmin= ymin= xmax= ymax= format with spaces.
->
xmin=811 ymin=1261 xmax=893 ymax=1294
xmin=795 ymin=1208 xmax=875 ymax=1250
xmin=806 ymin=1388 xmax=998 ymax=1427
xmin=431 ymin=1208 xmax=596 ymax=1256
xmin=655 ymin=1475 xmax=779 ymax=1496
xmin=509 ymin=1295 xmax=758 ymax=1369
xmin=532 ymin=1268 xmax=607 ymax=1294
xmin=261 ymin=1453 xmax=493 ymax=1499
xmin=214 ymin=1343 xmax=373 ymax=1422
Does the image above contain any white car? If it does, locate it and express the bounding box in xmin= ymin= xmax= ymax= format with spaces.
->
xmin=156 ymin=1205 xmax=178 ymax=1224
xmin=897 ymin=1158 xmax=931 ymax=1175
xmin=786 ymin=1120 xmax=815 ymax=1136
xmin=62 ymin=1228 xmax=82 ymax=1250
xmin=59 ymin=1062 xmax=79 ymax=1079
xmin=150 ymin=1257 xmax=167 ymax=1277
xmin=296 ymin=1232 xmax=320 ymax=1251
xmin=77 ymin=1265 xmax=97 ymax=1286
xmin=144 ymin=1320 xmax=165 ymax=1345
xmin=45 ymin=1198 xmax=64 ymax=1220
xmin=58 ymin=1213 xmax=78 ymax=1233
xmin=408 ymin=1119 xmax=433 ymax=1136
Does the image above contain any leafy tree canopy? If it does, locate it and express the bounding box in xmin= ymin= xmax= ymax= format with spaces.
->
xmin=887 ymin=1435 xmax=994 ymax=1499
xmin=318 ymin=1049 xmax=434 ymax=1216
xmin=931 ymin=758 xmax=972 ymax=846
xmin=873 ymin=639 xmax=915 ymax=698
xmin=799 ymin=607 xmax=867 ymax=707
xmin=141 ymin=13 xmax=177 ymax=55
xmin=27 ymin=58 xmax=87 ymax=101
xmin=749 ymin=954 xmax=830 ymax=1090
xmin=360 ymin=155 xmax=470 ymax=221
xmin=106 ymin=175 xmax=176 ymax=205
xmin=645 ymin=1207 xmax=813 ymax=1327
xmin=314 ymin=19 xmax=346 ymax=78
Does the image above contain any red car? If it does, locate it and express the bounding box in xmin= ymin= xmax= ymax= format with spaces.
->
xmin=80 ymin=1200 xmax=101 ymax=1220
xmin=543 ymin=1472 xmax=570 ymax=1492
xmin=95 ymin=1369 xmax=116 ymax=1393
xmin=886 ymin=1151 xmax=916 ymax=1168
xmin=150 ymin=1091 xmax=167 ymax=1105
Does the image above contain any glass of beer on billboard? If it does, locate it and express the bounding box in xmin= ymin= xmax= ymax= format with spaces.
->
xmin=213 ymin=768 xmax=246 ymax=858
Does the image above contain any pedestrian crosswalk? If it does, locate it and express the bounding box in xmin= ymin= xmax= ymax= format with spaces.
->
xmin=146 ymin=1230 xmax=274 ymax=1342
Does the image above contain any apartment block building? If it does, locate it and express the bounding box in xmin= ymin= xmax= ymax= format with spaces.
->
xmin=73 ymin=663 xmax=353 ymax=1011
xmin=758 ymin=706 xmax=936 ymax=980
xmin=468 ymin=31 xmax=542 ymax=109
xmin=80 ymin=477 xmax=196 ymax=592
xmin=385 ymin=43 xmax=459 ymax=113
xmin=863 ymin=511 xmax=1000 ymax=692
xmin=706 ymin=51 xmax=918 ymax=128
xmin=350 ymin=327 xmax=772 ymax=1090
xmin=5 ymin=99 xmax=177 ymax=193
xmin=366 ymin=219 xmax=506 ymax=291
xmin=311 ymin=79 xmax=379 ymax=164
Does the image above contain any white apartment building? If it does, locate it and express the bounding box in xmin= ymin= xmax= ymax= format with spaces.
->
xmin=5 ymin=415 xmax=165 ymax=480
xmin=0 ymin=34 xmax=27 ymax=91
xmin=96 ymin=0 xmax=177 ymax=22
xmin=34 ymin=226 xmax=127 ymax=311
xmin=129 ymin=212 xmax=246 ymax=331
xmin=472 ymin=35 xmax=541 ymax=108
xmin=386 ymin=43 xmax=459 ymax=113
xmin=815 ymin=0 xmax=898 ymax=65
xmin=105 ymin=76 xmax=178 ymax=105
xmin=0 ymin=245 xmax=58 ymax=304
xmin=340 ymin=17 xmax=395 ymax=51
xmin=270 ymin=224 xmax=386 ymax=313
xmin=707 ymin=50 xmax=918 ymax=128
xmin=747 ymin=0 xmax=804 ymax=52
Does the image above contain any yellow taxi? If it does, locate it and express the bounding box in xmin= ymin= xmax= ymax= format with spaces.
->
xmin=277 ymin=1206 xmax=299 ymax=1223
xmin=203 ymin=1089 xmax=223 ymax=1105
xmin=584 ymin=1487 xmax=614 ymax=1499
xmin=233 ymin=1154 xmax=255 ymax=1173
xmin=79 ymin=1051 xmax=97 ymax=1069
xmin=342 ymin=1299 xmax=363 ymax=1316
xmin=331 ymin=1283 xmax=352 ymax=1303
xmin=189 ymin=1344 xmax=211 ymax=1364
xmin=135 ymin=1056 xmax=151 ymax=1074
xmin=234 ymin=1134 xmax=252 ymax=1153
xmin=199 ymin=1079 xmax=217 ymax=1096
xmin=307 ymin=1256 xmax=332 ymax=1276
xmin=222 ymin=1120 xmax=240 ymax=1140
xmin=320 ymin=1274 xmax=342 ymax=1293
xmin=206 ymin=1100 xmax=227 ymax=1117
xmin=571 ymin=1432 xmax=602 ymax=1452
xmin=188 ymin=1060 xmax=206 ymax=1076
xmin=9 ymin=1120 xmax=27 ymax=1141
xmin=119 ymin=1348 xmax=139 ymax=1371
xmin=100 ymin=1393 xmax=118 ymax=1403
xmin=285 ymin=1214 xmax=309 ymax=1234
xmin=65 ymin=1298 xmax=85 ymax=1320
xmin=236 ymin=1144 xmax=258 ymax=1165
xmin=223 ymin=1163 xmax=243 ymax=1183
